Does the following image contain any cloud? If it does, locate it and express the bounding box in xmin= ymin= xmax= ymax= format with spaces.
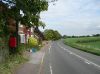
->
xmin=40 ymin=0 xmax=100 ymax=35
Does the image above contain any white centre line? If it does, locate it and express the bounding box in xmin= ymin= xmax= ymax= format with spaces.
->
xmin=57 ymin=43 xmax=100 ymax=69
xmin=50 ymin=65 xmax=53 ymax=74
xmin=49 ymin=46 xmax=51 ymax=54
xmin=49 ymin=42 xmax=52 ymax=54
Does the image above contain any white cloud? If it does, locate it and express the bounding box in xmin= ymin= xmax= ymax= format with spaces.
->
xmin=40 ymin=0 xmax=100 ymax=35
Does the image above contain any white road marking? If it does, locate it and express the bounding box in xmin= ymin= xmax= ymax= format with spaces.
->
xmin=50 ymin=65 xmax=53 ymax=74
xmin=84 ymin=60 xmax=91 ymax=64
xmin=49 ymin=43 xmax=52 ymax=74
xmin=49 ymin=46 xmax=51 ymax=54
xmin=57 ymin=43 xmax=100 ymax=69
xmin=49 ymin=42 xmax=52 ymax=54
xmin=63 ymin=48 xmax=66 ymax=50
xmin=38 ymin=53 xmax=45 ymax=74
xmin=41 ymin=53 xmax=45 ymax=64
xmin=69 ymin=52 xmax=73 ymax=54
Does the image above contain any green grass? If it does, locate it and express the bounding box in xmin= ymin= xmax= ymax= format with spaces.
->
xmin=0 ymin=54 xmax=29 ymax=74
xmin=0 ymin=44 xmax=30 ymax=74
xmin=64 ymin=37 xmax=100 ymax=56
xmin=0 ymin=41 xmax=44 ymax=74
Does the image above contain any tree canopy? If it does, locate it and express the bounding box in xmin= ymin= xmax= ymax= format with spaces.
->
xmin=44 ymin=29 xmax=62 ymax=40
xmin=1 ymin=0 xmax=48 ymax=26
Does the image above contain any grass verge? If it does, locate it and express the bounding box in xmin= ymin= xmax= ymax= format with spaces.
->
xmin=0 ymin=41 xmax=44 ymax=74
xmin=64 ymin=38 xmax=100 ymax=56
xmin=0 ymin=54 xmax=29 ymax=74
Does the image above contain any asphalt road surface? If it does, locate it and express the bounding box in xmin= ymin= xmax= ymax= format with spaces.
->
xmin=40 ymin=40 xmax=100 ymax=74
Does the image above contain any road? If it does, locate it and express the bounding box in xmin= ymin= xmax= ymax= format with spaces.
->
xmin=40 ymin=40 xmax=100 ymax=74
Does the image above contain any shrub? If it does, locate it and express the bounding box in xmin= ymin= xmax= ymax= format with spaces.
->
xmin=28 ymin=37 xmax=38 ymax=48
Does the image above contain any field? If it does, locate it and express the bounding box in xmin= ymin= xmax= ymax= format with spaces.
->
xmin=64 ymin=37 xmax=100 ymax=55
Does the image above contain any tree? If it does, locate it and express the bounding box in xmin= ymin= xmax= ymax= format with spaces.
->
xmin=62 ymin=35 xmax=68 ymax=38
xmin=0 ymin=0 xmax=49 ymax=54
xmin=92 ymin=34 xmax=100 ymax=37
xmin=34 ymin=21 xmax=46 ymax=44
xmin=0 ymin=0 xmax=59 ymax=54
xmin=44 ymin=29 xmax=62 ymax=40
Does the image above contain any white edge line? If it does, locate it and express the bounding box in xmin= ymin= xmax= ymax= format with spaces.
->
xmin=50 ymin=65 xmax=53 ymax=74
xmin=38 ymin=53 xmax=45 ymax=74
xmin=41 ymin=53 xmax=45 ymax=64
xmin=57 ymin=43 xmax=100 ymax=69
xmin=84 ymin=60 xmax=91 ymax=64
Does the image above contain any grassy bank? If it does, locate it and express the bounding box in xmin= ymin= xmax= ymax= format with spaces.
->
xmin=0 ymin=39 xmax=44 ymax=74
xmin=64 ymin=37 xmax=100 ymax=56
xmin=0 ymin=54 xmax=29 ymax=74
xmin=0 ymin=43 xmax=30 ymax=74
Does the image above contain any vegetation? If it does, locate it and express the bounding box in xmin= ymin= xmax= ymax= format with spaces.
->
xmin=0 ymin=0 xmax=58 ymax=74
xmin=0 ymin=54 xmax=28 ymax=74
xmin=44 ymin=29 xmax=62 ymax=40
xmin=64 ymin=37 xmax=100 ymax=56
xmin=62 ymin=34 xmax=100 ymax=38
xmin=0 ymin=0 xmax=58 ymax=54
xmin=0 ymin=0 xmax=49 ymax=54
xmin=28 ymin=37 xmax=38 ymax=48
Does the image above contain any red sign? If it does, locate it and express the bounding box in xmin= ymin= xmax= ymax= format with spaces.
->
xmin=9 ymin=37 xmax=17 ymax=48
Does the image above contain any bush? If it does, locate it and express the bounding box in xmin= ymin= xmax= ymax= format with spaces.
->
xmin=28 ymin=37 xmax=38 ymax=48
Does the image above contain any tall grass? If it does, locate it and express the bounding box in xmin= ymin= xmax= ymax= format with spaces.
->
xmin=0 ymin=54 xmax=28 ymax=74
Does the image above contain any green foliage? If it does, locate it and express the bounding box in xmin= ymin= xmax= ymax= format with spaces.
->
xmin=44 ymin=29 xmax=62 ymax=40
xmin=64 ymin=37 xmax=100 ymax=56
xmin=16 ymin=0 xmax=48 ymax=27
xmin=0 ymin=19 xmax=9 ymax=36
xmin=0 ymin=0 xmax=49 ymax=34
xmin=28 ymin=37 xmax=38 ymax=48
xmin=39 ymin=21 xmax=46 ymax=29
xmin=0 ymin=0 xmax=49 ymax=55
xmin=20 ymin=15 xmax=32 ymax=27
xmin=0 ymin=54 xmax=28 ymax=74
xmin=92 ymin=34 xmax=100 ymax=37
xmin=53 ymin=31 xmax=62 ymax=40
xmin=17 ymin=44 xmax=29 ymax=53
xmin=0 ymin=0 xmax=48 ymax=28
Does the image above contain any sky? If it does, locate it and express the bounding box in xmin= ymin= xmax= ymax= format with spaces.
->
xmin=40 ymin=0 xmax=100 ymax=36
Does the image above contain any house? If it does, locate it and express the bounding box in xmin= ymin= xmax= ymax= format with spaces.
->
xmin=18 ymin=23 xmax=34 ymax=44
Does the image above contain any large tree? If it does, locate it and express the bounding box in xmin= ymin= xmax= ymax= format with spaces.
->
xmin=44 ymin=29 xmax=62 ymax=40
xmin=0 ymin=0 xmax=49 ymax=54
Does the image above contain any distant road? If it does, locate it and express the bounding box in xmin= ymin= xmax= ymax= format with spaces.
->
xmin=40 ymin=40 xmax=100 ymax=74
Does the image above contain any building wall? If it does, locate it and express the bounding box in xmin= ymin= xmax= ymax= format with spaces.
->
xmin=19 ymin=23 xmax=34 ymax=44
